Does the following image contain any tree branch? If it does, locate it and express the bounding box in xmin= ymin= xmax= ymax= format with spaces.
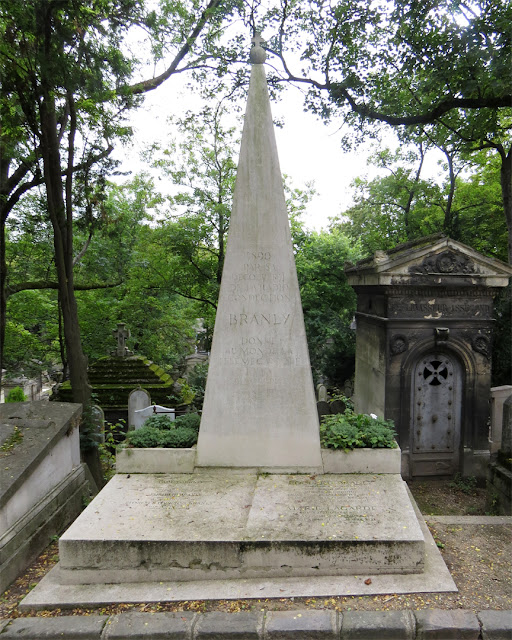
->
xmin=73 ymin=229 xmax=93 ymax=266
xmin=7 ymin=280 xmax=122 ymax=297
xmin=125 ymin=0 xmax=223 ymax=96
xmin=328 ymin=84 xmax=512 ymax=126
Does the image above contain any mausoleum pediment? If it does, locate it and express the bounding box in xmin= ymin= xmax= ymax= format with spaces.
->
xmin=346 ymin=234 xmax=512 ymax=288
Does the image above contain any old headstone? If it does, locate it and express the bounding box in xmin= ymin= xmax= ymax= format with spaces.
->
xmin=127 ymin=388 xmax=151 ymax=431
xmin=330 ymin=399 xmax=347 ymax=415
xmin=90 ymin=405 xmax=105 ymax=443
xmin=316 ymin=383 xmax=328 ymax=402
xmin=490 ymin=385 xmax=512 ymax=453
xmin=132 ymin=404 xmax=175 ymax=431
xmin=316 ymin=400 xmax=330 ymax=421
xmin=196 ymin=34 xmax=322 ymax=470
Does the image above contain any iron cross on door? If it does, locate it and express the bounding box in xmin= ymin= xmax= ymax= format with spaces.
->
xmin=411 ymin=352 xmax=462 ymax=476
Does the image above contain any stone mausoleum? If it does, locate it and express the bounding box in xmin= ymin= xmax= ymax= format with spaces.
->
xmin=346 ymin=234 xmax=512 ymax=479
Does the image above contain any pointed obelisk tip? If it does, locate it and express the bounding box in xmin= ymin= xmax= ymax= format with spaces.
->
xmin=250 ymin=31 xmax=266 ymax=64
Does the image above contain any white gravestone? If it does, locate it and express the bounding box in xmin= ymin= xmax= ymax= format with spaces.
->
xmin=133 ymin=405 xmax=175 ymax=431
xmin=317 ymin=383 xmax=328 ymax=403
xmin=127 ymin=388 xmax=151 ymax=431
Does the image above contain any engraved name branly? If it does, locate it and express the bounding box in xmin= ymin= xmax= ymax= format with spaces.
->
xmin=229 ymin=313 xmax=291 ymax=326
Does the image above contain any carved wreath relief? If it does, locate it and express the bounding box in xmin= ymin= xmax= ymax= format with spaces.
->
xmin=409 ymin=250 xmax=479 ymax=275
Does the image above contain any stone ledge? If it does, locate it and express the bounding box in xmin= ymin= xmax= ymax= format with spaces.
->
xmin=195 ymin=611 xmax=262 ymax=639
xmin=103 ymin=611 xmax=197 ymax=639
xmin=415 ymin=609 xmax=481 ymax=639
xmin=116 ymin=448 xmax=196 ymax=473
xmin=0 ymin=615 xmax=108 ymax=639
xmin=340 ymin=610 xmax=415 ymax=639
xmin=477 ymin=610 xmax=512 ymax=640
xmin=321 ymin=446 xmax=401 ymax=474
xmin=115 ymin=447 xmax=401 ymax=475
xmin=1 ymin=610 xmax=510 ymax=639
xmin=265 ymin=609 xmax=338 ymax=639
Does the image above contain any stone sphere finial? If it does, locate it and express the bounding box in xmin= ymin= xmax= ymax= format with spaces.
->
xmin=250 ymin=31 xmax=266 ymax=64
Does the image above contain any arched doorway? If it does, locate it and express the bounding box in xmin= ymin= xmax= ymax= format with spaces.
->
xmin=410 ymin=352 xmax=463 ymax=476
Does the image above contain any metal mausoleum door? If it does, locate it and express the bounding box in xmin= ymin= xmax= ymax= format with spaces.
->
xmin=411 ymin=353 xmax=462 ymax=476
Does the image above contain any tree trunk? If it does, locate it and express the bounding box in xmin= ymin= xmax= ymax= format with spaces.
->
xmin=500 ymin=146 xmax=512 ymax=265
xmin=0 ymin=213 xmax=7 ymax=390
xmin=37 ymin=4 xmax=102 ymax=487
xmin=0 ymin=139 xmax=9 ymax=390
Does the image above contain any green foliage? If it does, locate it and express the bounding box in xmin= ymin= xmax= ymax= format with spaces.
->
xmin=5 ymin=386 xmax=27 ymax=403
xmin=320 ymin=410 xmax=397 ymax=450
xmin=449 ymin=473 xmax=478 ymax=495
xmin=188 ymin=362 xmax=209 ymax=412
xmin=174 ymin=413 xmax=201 ymax=432
xmin=99 ymin=420 xmax=125 ymax=482
xmin=126 ymin=425 xmax=197 ymax=449
xmin=334 ymin=146 xmax=444 ymax=256
xmin=79 ymin=401 xmax=104 ymax=453
xmin=125 ymin=412 xmax=201 ymax=448
xmin=4 ymin=291 xmax=59 ymax=376
xmin=158 ymin=428 xmax=198 ymax=448
xmin=294 ymin=228 xmax=361 ymax=385
xmin=141 ymin=415 xmax=175 ymax=430
xmin=175 ymin=379 xmax=194 ymax=405
xmin=126 ymin=426 xmax=162 ymax=448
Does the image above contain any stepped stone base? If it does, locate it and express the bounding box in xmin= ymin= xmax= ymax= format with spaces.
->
xmin=54 ymin=473 xmax=425 ymax=584
xmin=21 ymin=474 xmax=456 ymax=610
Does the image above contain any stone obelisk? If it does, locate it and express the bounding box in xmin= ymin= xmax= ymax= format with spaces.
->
xmin=196 ymin=35 xmax=322 ymax=469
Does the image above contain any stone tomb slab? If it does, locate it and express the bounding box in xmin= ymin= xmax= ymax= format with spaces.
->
xmin=57 ymin=473 xmax=424 ymax=584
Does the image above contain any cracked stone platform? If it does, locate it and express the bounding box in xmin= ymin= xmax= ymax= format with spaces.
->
xmin=54 ymin=473 xmax=425 ymax=585
xmin=21 ymin=473 xmax=456 ymax=610
xmin=56 ymin=473 xmax=424 ymax=584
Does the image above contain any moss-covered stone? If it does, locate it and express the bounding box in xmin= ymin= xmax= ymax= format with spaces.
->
xmin=54 ymin=355 xmax=182 ymax=412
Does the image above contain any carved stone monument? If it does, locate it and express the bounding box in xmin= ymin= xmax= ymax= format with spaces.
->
xmin=112 ymin=322 xmax=133 ymax=357
xmin=196 ymin=34 xmax=322 ymax=470
xmin=346 ymin=235 xmax=512 ymax=478
xmin=21 ymin=36 xmax=457 ymax=611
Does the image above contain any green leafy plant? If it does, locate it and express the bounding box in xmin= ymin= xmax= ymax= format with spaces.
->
xmin=141 ymin=412 xmax=201 ymax=433
xmin=188 ymin=362 xmax=209 ymax=411
xmin=79 ymin=400 xmax=104 ymax=453
xmin=142 ymin=415 xmax=176 ymax=431
xmin=123 ymin=412 xmax=201 ymax=449
xmin=449 ymin=473 xmax=477 ymax=494
xmin=126 ymin=425 xmax=197 ymax=449
xmin=320 ymin=409 xmax=397 ymax=450
xmin=176 ymin=378 xmax=195 ymax=405
xmin=99 ymin=420 xmax=125 ymax=481
xmin=174 ymin=413 xmax=201 ymax=432
xmin=159 ymin=427 xmax=197 ymax=448
xmin=5 ymin=386 xmax=27 ymax=402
